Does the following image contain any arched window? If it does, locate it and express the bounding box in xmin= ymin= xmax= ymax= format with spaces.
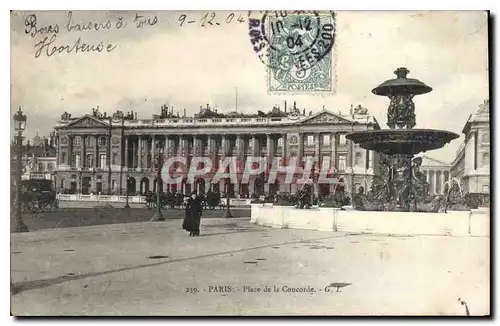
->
xmin=38 ymin=163 xmax=44 ymax=172
xmin=47 ymin=163 xmax=54 ymax=172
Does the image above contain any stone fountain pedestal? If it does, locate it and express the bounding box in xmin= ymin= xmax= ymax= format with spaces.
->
xmin=250 ymin=204 xmax=489 ymax=237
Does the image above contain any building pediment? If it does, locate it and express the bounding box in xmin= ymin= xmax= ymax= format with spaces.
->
xmin=420 ymin=155 xmax=450 ymax=168
xmin=64 ymin=115 xmax=110 ymax=129
xmin=299 ymin=110 xmax=352 ymax=125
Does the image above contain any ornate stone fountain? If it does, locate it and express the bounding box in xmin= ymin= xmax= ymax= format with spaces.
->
xmin=346 ymin=68 xmax=460 ymax=212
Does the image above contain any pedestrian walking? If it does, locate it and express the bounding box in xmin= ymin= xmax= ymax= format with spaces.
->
xmin=182 ymin=192 xmax=203 ymax=236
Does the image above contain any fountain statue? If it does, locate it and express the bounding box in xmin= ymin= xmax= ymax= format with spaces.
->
xmin=346 ymin=68 xmax=461 ymax=212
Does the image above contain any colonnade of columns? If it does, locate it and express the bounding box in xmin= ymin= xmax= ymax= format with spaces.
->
xmin=121 ymin=132 xmax=369 ymax=171
xmin=424 ymin=169 xmax=450 ymax=195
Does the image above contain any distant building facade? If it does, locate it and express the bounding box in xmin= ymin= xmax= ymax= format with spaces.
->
xmin=10 ymin=132 xmax=57 ymax=186
xmin=419 ymin=155 xmax=451 ymax=195
xmin=53 ymin=103 xmax=381 ymax=197
xmin=449 ymin=99 xmax=490 ymax=197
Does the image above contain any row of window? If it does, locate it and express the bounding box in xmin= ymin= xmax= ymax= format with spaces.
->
xmin=37 ymin=163 xmax=55 ymax=172
xmin=61 ymin=153 xmax=112 ymax=168
xmin=59 ymin=134 xmax=349 ymax=148
xmin=60 ymin=136 xmax=109 ymax=147
xmin=168 ymin=134 xmax=347 ymax=149
xmin=60 ymin=151 xmax=368 ymax=170
xmin=303 ymin=134 xmax=347 ymax=146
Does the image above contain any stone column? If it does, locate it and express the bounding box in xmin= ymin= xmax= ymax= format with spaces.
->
xmin=314 ymin=133 xmax=320 ymax=163
xmin=222 ymin=135 xmax=227 ymax=156
xmin=68 ymin=135 xmax=73 ymax=167
xmin=282 ymin=133 xmax=287 ymax=161
xmin=330 ymin=132 xmax=336 ymax=168
xmin=264 ymin=134 xmax=272 ymax=195
xmin=94 ymin=135 xmax=99 ymax=168
xmin=105 ymin=135 xmax=110 ymax=167
xmin=124 ymin=136 xmax=129 ymax=168
xmin=207 ymin=135 xmax=212 ymax=154
xmin=298 ymin=133 xmax=304 ymax=166
xmin=193 ymin=135 xmax=198 ymax=156
xmin=131 ymin=137 xmax=136 ymax=168
xmin=251 ymin=134 xmax=257 ymax=156
xmin=178 ymin=135 xmax=184 ymax=156
xmin=164 ymin=135 xmax=169 ymax=157
xmin=138 ymin=135 xmax=143 ymax=170
xmin=266 ymin=134 xmax=271 ymax=159
xmin=81 ymin=136 xmax=86 ymax=169
xmin=151 ymin=135 xmax=156 ymax=169
xmin=434 ymin=169 xmax=438 ymax=195
xmin=236 ymin=134 xmax=241 ymax=158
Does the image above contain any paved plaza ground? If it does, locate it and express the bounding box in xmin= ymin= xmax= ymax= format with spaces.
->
xmin=19 ymin=204 xmax=249 ymax=231
xmin=10 ymin=212 xmax=490 ymax=316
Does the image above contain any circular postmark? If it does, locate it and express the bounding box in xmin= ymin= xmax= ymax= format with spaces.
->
xmin=248 ymin=10 xmax=336 ymax=72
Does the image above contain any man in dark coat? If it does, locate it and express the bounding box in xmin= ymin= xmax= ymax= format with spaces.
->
xmin=183 ymin=192 xmax=203 ymax=236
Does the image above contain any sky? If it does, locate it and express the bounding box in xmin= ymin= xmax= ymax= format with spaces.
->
xmin=10 ymin=10 xmax=489 ymax=163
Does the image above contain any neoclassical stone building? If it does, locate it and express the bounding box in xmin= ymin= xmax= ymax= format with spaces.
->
xmin=53 ymin=102 xmax=380 ymax=197
xmin=450 ymin=99 xmax=490 ymax=196
xmin=419 ymin=155 xmax=451 ymax=195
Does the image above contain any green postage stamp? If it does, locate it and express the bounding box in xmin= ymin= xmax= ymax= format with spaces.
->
xmin=248 ymin=11 xmax=336 ymax=94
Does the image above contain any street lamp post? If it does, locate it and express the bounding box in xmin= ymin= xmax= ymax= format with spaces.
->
xmin=151 ymin=148 xmax=165 ymax=221
xmin=124 ymin=172 xmax=130 ymax=208
xmin=223 ymin=178 xmax=233 ymax=218
xmin=12 ymin=107 xmax=29 ymax=233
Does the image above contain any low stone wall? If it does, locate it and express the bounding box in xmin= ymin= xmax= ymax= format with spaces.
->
xmin=57 ymin=194 xmax=252 ymax=206
xmin=250 ymin=204 xmax=489 ymax=237
xmin=57 ymin=194 xmax=147 ymax=203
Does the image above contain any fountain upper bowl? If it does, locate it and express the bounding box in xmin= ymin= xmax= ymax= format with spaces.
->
xmin=346 ymin=129 xmax=460 ymax=155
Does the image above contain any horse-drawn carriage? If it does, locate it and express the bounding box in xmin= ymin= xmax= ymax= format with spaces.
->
xmin=18 ymin=179 xmax=58 ymax=213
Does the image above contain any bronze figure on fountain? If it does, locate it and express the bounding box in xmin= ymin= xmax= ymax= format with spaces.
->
xmin=346 ymin=67 xmax=461 ymax=212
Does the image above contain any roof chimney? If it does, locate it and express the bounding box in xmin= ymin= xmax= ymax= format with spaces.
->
xmin=184 ymin=108 xmax=187 ymax=117
xmin=284 ymin=101 xmax=287 ymax=113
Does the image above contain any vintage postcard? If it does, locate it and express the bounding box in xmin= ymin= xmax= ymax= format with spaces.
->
xmin=10 ymin=10 xmax=490 ymax=316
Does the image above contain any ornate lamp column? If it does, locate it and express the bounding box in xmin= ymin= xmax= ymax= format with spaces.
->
xmin=224 ymin=176 xmax=233 ymax=218
xmin=12 ymin=107 xmax=29 ymax=233
xmin=124 ymin=170 xmax=131 ymax=209
xmin=151 ymin=148 xmax=165 ymax=221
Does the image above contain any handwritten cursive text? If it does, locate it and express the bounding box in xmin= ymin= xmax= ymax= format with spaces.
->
xmin=66 ymin=11 xmax=112 ymax=32
xmin=24 ymin=14 xmax=60 ymax=38
xmin=34 ymin=34 xmax=117 ymax=58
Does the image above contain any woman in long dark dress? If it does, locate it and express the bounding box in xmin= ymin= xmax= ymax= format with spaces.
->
xmin=183 ymin=193 xmax=203 ymax=236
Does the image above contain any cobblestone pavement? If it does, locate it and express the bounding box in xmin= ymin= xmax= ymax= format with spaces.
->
xmin=11 ymin=218 xmax=490 ymax=316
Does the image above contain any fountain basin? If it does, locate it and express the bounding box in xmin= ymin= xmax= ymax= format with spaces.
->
xmin=346 ymin=129 xmax=460 ymax=155
xmin=250 ymin=204 xmax=489 ymax=237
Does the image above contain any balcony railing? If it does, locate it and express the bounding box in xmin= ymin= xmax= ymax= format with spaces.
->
xmin=123 ymin=116 xmax=300 ymax=127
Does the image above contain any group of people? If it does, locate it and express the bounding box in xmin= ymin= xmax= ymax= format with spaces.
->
xmin=144 ymin=190 xmax=224 ymax=210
